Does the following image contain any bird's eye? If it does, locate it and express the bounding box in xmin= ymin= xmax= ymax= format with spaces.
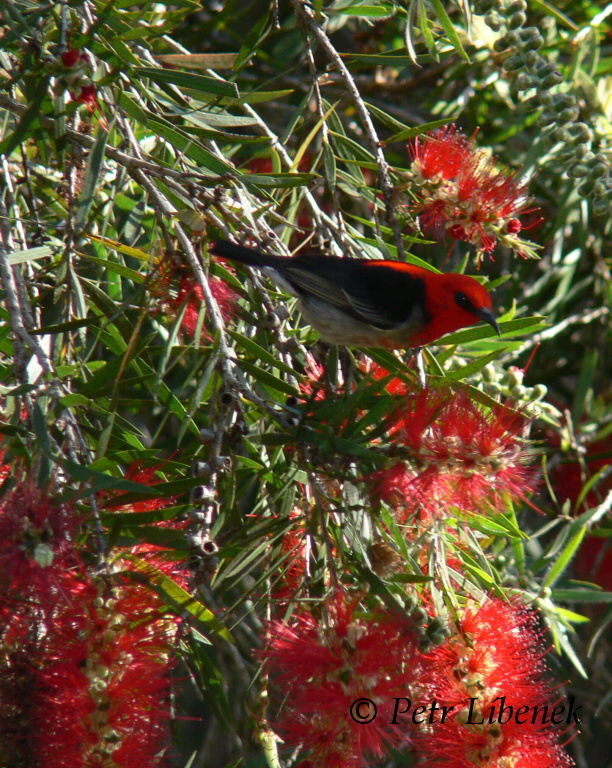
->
xmin=455 ymin=292 xmax=475 ymax=312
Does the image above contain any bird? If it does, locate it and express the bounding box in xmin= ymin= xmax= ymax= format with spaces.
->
xmin=210 ymin=239 xmax=500 ymax=349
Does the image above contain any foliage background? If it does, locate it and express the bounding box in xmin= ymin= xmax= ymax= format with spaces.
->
xmin=0 ymin=0 xmax=611 ymax=766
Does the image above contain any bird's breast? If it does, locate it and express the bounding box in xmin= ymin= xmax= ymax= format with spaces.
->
xmin=298 ymin=297 xmax=426 ymax=348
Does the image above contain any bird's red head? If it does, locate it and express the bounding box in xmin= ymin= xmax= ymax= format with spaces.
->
xmin=410 ymin=272 xmax=498 ymax=346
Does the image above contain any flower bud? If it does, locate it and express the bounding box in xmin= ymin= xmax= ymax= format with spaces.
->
xmin=587 ymin=152 xmax=606 ymax=167
xmin=507 ymin=366 xmax=524 ymax=389
xmin=485 ymin=12 xmax=502 ymax=30
xmin=558 ymin=107 xmax=577 ymax=124
xmin=591 ymin=180 xmax=607 ymax=196
xmin=539 ymin=91 xmax=554 ymax=107
xmin=551 ymin=126 xmax=571 ymax=143
xmin=536 ymin=110 xmax=557 ymax=128
xmin=504 ymin=30 xmax=521 ymax=46
xmin=593 ymin=196 xmax=611 ymax=216
xmin=508 ymin=11 xmax=527 ymax=29
xmin=532 ymin=384 xmax=547 ymax=400
xmin=568 ymin=163 xmax=589 ymax=179
xmin=473 ymin=0 xmax=495 ymax=13
xmin=540 ymin=70 xmax=563 ymax=89
xmin=589 ymin=162 xmax=607 ymax=179
xmin=493 ymin=36 xmax=510 ymax=52
xmin=523 ymin=34 xmax=544 ymax=52
xmin=482 ymin=363 xmax=497 ymax=383
xmin=410 ymin=606 xmax=429 ymax=626
xmin=502 ymin=54 xmax=525 ymax=72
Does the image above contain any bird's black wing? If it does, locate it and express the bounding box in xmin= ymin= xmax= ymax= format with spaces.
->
xmin=283 ymin=255 xmax=428 ymax=330
xmin=212 ymin=241 xmax=430 ymax=330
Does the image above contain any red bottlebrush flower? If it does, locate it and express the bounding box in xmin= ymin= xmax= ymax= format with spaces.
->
xmin=387 ymin=385 xmax=536 ymax=517
xmin=0 ymin=482 xmax=79 ymax=601
xmin=407 ymin=125 xmax=533 ymax=259
xmin=262 ymin=590 xmax=420 ymax=767
xmin=271 ymin=509 xmax=308 ymax=608
xmin=299 ymin=351 xmax=327 ymax=400
xmin=61 ymin=49 xmax=84 ymax=68
xmin=413 ymin=598 xmax=574 ymax=768
xmin=362 ymin=359 xmax=412 ymax=397
xmin=123 ymin=459 xmax=180 ymax=513
xmin=367 ymin=461 xmax=415 ymax=508
xmin=73 ymin=83 xmax=109 ymax=129
xmin=247 ymin=156 xmax=274 ymax=174
xmin=169 ymin=274 xmax=237 ymax=339
xmin=78 ymin=83 xmax=100 ymax=112
xmin=99 ymin=460 xmax=189 ymax=589
xmin=2 ymin=567 xmax=179 ymax=768
xmin=411 ymin=124 xmax=474 ymax=182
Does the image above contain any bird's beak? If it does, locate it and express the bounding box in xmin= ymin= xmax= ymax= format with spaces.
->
xmin=477 ymin=307 xmax=501 ymax=336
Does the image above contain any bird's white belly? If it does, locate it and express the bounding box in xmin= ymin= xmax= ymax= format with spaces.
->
xmin=298 ymin=297 xmax=424 ymax=348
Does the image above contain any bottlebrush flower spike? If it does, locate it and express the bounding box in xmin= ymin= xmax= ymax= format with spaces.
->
xmin=0 ymin=481 xmax=79 ymax=601
xmin=164 ymin=274 xmax=237 ymax=339
xmin=388 ymin=385 xmax=536 ymax=517
xmin=271 ymin=508 xmax=308 ymax=608
xmin=413 ymin=597 xmax=574 ymax=768
xmin=262 ymin=590 xmax=420 ymax=767
xmin=406 ymin=125 xmax=538 ymax=261
xmin=5 ymin=569 xmax=179 ymax=768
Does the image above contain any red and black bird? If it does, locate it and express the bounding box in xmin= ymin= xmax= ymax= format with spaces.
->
xmin=211 ymin=239 xmax=500 ymax=349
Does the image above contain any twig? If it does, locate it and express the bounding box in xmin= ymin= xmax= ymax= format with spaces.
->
xmin=240 ymin=103 xmax=354 ymax=251
xmin=301 ymin=30 xmax=350 ymax=254
xmin=290 ymin=0 xmax=406 ymax=258
xmin=0 ymin=200 xmax=53 ymax=380
xmin=0 ymin=93 xmax=216 ymax=187
xmin=499 ymin=306 xmax=609 ymax=364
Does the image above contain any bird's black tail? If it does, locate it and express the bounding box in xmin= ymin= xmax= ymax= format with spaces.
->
xmin=210 ymin=239 xmax=286 ymax=269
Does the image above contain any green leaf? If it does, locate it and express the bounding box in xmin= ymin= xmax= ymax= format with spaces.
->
xmin=552 ymin=589 xmax=612 ymax=603
xmin=386 ymin=116 xmax=454 ymax=144
xmin=229 ymin=88 xmax=295 ymax=105
xmin=120 ymin=555 xmax=233 ymax=642
xmin=228 ymin=331 xmax=304 ymax=379
xmin=83 ymin=233 xmax=152 ymax=262
xmin=154 ymin=53 xmax=239 ymax=71
xmin=32 ymin=400 xmax=55 ymax=459
xmin=7 ymin=246 xmax=53 ymax=264
xmin=418 ymin=0 xmax=437 ymax=58
xmin=0 ymin=78 xmax=49 ymax=157
xmin=446 ymin=349 xmax=508 ymax=380
xmin=543 ymin=526 xmax=586 ymax=588
xmin=242 ymin=172 xmax=317 ymax=188
xmin=146 ymin=117 xmax=235 ymax=175
xmin=333 ymin=3 xmax=395 ymax=18
xmin=430 ymin=0 xmax=470 ymax=61
xmin=62 ymin=460 xmax=164 ymax=496
xmin=31 ymin=317 xmax=94 ymax=335
xmin=133 ymin=67 xmax=239 ymax=98
xmin=572 ymin=348 xmax=598 ymax=427
xmin=75 ymin=124 xmax=110 ymax=232
xmin=439 ymin=317 xmax=547 ymax=346
xmin=80 ymin=254 xmax=146 ymax=284
xmin=239 ymin=360 xmax=300 ymax=397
